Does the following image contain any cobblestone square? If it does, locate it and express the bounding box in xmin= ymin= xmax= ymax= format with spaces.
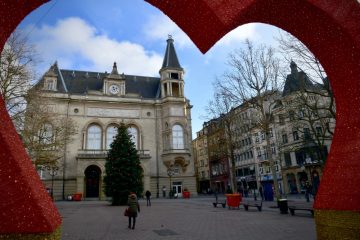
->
xmin=57 ymin=196 xmax=316 ymax=240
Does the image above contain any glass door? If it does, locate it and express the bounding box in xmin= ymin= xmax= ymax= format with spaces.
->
xmin=172 ymin=182 xmax=182 ymax=198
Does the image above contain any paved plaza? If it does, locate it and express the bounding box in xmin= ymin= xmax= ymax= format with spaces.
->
xmin=56 ymin=196 xmax=316 ymax=240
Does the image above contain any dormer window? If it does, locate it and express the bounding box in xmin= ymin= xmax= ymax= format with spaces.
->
xmin=44 ymin=79 xmax=56 ymax=91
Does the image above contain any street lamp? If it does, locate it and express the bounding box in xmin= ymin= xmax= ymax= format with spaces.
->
xmin=167 ymin=167 xmax=175 ymax=198
xmin=44 ymin=165 xmax=59 ymax=200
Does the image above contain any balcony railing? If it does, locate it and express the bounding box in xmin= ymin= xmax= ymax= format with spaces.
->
xmin=77 ymin=150 xmax=108 ymax=158
xmin=162 ymin=148 xmax=191 ymax=155
xmin=77 ymin=149 xmax=151 ymax=159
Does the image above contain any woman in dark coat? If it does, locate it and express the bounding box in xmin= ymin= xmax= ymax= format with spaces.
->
xmin=127 ymin=193 xmax=140 ymax=229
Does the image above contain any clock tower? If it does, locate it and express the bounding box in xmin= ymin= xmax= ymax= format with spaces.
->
xmin=103 ymin=62 xmax=126 ymax=96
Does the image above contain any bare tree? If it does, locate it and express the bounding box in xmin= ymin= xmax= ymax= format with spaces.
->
xmin=277 ymin=31 xmax=336 ymax=164
xmin=214 ymin=39 xmax=283 ymax=199
xmin=277 ymin=32 xmax=335 ymax=131
xmin=285 ymin=87 xmax=333 ymax=165
xmin=206 ymin=91 xmax=238 ymax=193
xmin=0 ymin=30 xmax=39 ymax=131
xmin=22 ymin=89 xmax=77 ymax=170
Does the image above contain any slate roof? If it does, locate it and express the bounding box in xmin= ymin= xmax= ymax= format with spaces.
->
xmin=36 ymin=37 xmax=184 ymax=99
xmin=38 ymin=63 xmax=161 ymax=99
xmin=162 ymin=36 xmax=182 ymax=69
xmin=282 ymin=61 xmax=316 ymax=97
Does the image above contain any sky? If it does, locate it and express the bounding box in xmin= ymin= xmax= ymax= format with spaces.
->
xmin=17 ymin=0 xmax=286 ymax=139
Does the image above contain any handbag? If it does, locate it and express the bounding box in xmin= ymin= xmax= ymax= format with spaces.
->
xmin=124 ymin=208 xmax=129 ymax=217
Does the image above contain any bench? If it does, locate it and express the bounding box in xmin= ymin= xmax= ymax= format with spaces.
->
xmin=288 ymin=204 xmax=314 ymax=216
xmin=243 ymin=200 xmax=263 ymax=211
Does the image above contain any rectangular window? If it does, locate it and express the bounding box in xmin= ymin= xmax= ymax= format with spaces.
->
xmin=279 ymin=114 xmax=285 ymax=125
xmin=304 ymin=128 xmax=311 ymax=139
xmin=284 ymin=152 xmax=292 ymax=167
xmin=170 ymin=72 xmax=179 ymax=79
xmin=293 ymin=131 xmax=299 ymax=141
xmin=296 ymin=151 xmax=306 ymax=165
xmin=271 ymin=143 xmax=276 ymax=154
xmin=316 ymin=126 xmax=322 ymax=136
xmin=282 ymin=134 xmax=288 ymax=144
xmin=37 ymin=167 xmax=45 ymax=180
xmin=45 ymin=79 xmax=55 ymax=90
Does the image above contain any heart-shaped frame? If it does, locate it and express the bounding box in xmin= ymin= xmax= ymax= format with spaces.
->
xmin=0 ymin=0 xmax=359 ymax=238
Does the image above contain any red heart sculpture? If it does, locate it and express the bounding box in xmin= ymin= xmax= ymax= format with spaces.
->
xmin=145 ymin=0 xmax=360 ymax=211
xmin=0 ymin=0 xmax=360 ymax=238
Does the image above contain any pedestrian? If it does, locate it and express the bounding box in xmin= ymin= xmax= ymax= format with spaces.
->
xmin=305 ymin=181 xmax=312 ymax=202
xmin=259 ymin=186 xmax=264 ymax=201
xmin=127 ymin=192 xmax=140 ymax=230
xmin=244 ymin=186 xmax=249 ymax=198
xmin=145 ymin=190 xmax=151 ymax=206
xmin=162 ymin=186 xmax=166 ymax=198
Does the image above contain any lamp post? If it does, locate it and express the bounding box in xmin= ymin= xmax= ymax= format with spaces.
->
xmin=167 ymin=167 xmax=175 ymax=198
xmin=45 ymin=165 xmax=59 ymax=200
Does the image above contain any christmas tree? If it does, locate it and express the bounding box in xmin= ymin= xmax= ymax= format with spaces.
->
xmin=104 ymin=123 xmax=143 ymax=205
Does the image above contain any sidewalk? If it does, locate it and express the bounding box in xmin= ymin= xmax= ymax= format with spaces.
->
xmin=56 ymin=197 xmax=316 ymax=240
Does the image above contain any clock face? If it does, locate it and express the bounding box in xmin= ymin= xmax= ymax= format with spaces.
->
xmin=109 ymin=84 xmax=119 ymax=94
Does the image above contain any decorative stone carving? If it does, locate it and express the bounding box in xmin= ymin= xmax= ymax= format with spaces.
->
xmin=87 ymin=108 xmax=140 ymax=118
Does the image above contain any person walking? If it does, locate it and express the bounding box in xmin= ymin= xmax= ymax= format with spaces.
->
xmin=305 ymin=181 xmax=312 ymax=202
xmin=145 ymin=190 xmax=151 ymax=206
xmin=162 ymin=186 xmax=166 ymax=198
xmin=259 ymin=186 xmax=264 ymax=201
xmin=127 ymin=192 xmax=140 ymax=230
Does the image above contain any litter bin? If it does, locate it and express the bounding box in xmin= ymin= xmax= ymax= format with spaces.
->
xmin=278 ymin=199 xmax=288 ymax=214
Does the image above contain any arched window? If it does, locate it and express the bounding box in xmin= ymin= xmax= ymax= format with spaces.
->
xmin=87 ymin=125 xmax=102 ymax=150
xmin=106 ymin=125 xmax=118 ymax=149
xmin=40 ymin=123 xmax=53 ymax=144
xmin=172 ymin=124 xmax=184 ymax=149
xmin=127 ymin=126 xmax=139 ymax=150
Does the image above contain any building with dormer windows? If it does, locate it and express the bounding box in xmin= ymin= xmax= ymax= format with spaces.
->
xmin=33 ymin=37 xmax=196 ymax=200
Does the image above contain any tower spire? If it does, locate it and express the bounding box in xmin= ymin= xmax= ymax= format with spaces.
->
xmin=161 ymin=36 xmax=182 ymax=69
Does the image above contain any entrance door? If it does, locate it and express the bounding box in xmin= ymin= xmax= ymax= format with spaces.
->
xmin=85 ymin=165 xmax=101 ymax=198
xmin=172 ymin=182 xmax=182 ymax=198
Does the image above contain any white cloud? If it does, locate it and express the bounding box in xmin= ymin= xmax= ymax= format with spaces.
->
xmin=143 ymin=15 xmax=259 ymax=50
xmin=216 ymin=23 xmax=259 ymax=46
xmin=28 ymin=17 xmax=163 ymax=76
xmin=143 ymin=14 xmax=193 ymax=48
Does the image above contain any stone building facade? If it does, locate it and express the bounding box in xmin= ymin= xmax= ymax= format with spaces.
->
xmin=192 ymin=61 xmax=333 ymax=196
xmin=192 ymin=127 xmax=210 ymax=194
xmin=35 ymin=37 xmax=196 ymax=200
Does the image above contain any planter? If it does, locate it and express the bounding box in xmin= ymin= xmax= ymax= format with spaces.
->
xmin=73 ymin=193 xmax=82 ymax=201
xmin=225 ymin=193 xmax=242 ymax=209
xmin=183 ymin=191 xmax=190 ymax=199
